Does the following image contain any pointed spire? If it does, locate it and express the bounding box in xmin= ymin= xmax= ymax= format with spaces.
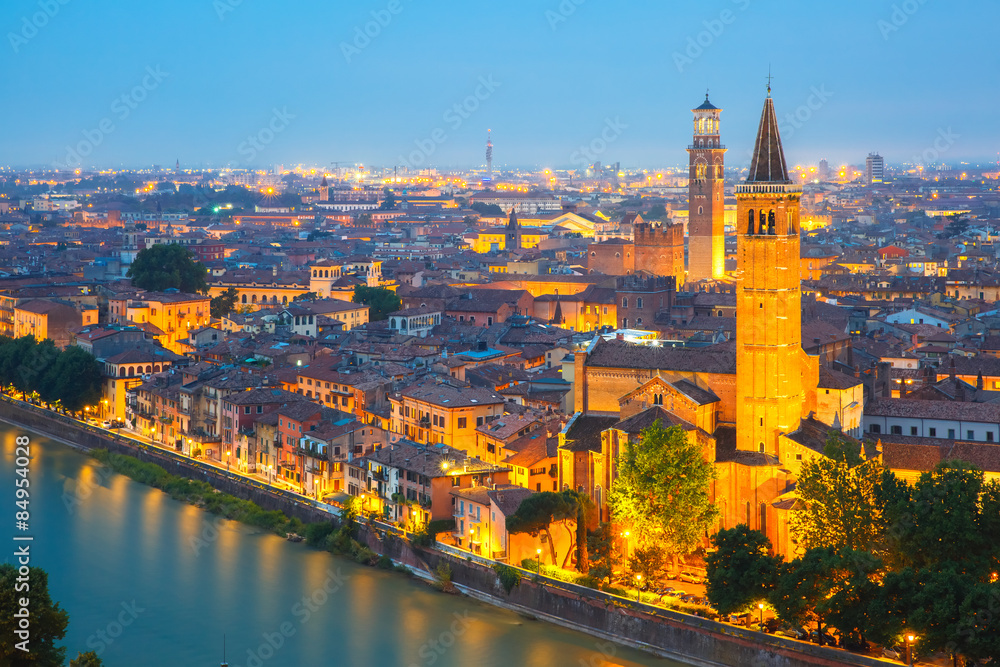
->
xmin=320 ymin=174 xmax=328 ymax=187
xmin=747 ymin=94 xmax=790 ymax=183
xmin=507 ymin=207 xmax=518 ymax=229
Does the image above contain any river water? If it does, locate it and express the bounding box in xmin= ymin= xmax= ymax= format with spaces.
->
xmin=0 ymin=424 xmax=681 ymax=667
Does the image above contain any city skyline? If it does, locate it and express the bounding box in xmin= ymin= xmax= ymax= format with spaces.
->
xmin=2 ymin=0 xmax=999 ymax=170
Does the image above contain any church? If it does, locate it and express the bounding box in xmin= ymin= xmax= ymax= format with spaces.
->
xmin=559 ymin=89 xmax=865 ymax=557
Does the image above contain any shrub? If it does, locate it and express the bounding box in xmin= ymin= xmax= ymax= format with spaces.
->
xmin=493 ymin=564 xmax=522 ymax=594
xmin=376 ymin=555 xmax=394 ymax=569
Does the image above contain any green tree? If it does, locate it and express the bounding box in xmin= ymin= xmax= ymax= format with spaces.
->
xmin=0 ymin=564 xmax=70 ymax=666
xmin=791 ymin=431 xmax=888 ymax=554
xmin=608 ymin=421 xmax=717 ymax=561
xmin=646 ymin=204 xmax=667 ymax=220
xmin=210 ymin=287 xmax=239 ymax=318
xmin=559 ymin=489 xmax=592 ymax=572
xmin=507 ymin=491 xmax=572 ymax=565
xmin=293 ymin=292 xmax=318 ymax=302
xmin=627 ymin=545 xmax=667 ymax=588
xmin=69 ymin=652 xmax=103 ymax=667
xmin=587 ymin=522 xmax=619 ymax=584
xmin=379 ymin=188 xmax=396 ymax=210
xmin=355 ymin=212 xmax=373 ymax=227
xmin=706 ymin=525 xmax=780 ymax=616
xmin=470 ymin=202 xmax=503 ymax=216
xmin=352 ymin=285 xmax=401 ymax=322
xmin=126 ymin=244 xmax=207 ymax=293
xmin=821 ymin=549 xmax=885 ymax=648
xmin=43 ymin=347 xmax=103 ymax=412
xmin=769 ymin=547 xmax=840 ymax=637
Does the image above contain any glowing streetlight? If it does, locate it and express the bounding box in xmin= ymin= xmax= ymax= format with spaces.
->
xmin=636 ymin=574 xmax=642 ymax=601
xmin=758 ymin=602 xmax=765 ymax=631
xmin=536 ymin=547 xmax=542 ymax=574
xmin=905 ymin=633 xmax=915 ymax=666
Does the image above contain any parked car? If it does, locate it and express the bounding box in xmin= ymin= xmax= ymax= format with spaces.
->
xmin=680 ymin=593 xmax=701 ymax=604
xmin=778 ymin=626 xmax=808 ymax=640
xmin=658 ymin=587 xmax=680 ymax=599
xmin=678 ymin=571 xmax=705 ymax=584
xmin=882 ymin=646 xmax=903 ymax=660
xmin=810 ymin=630 xmax=836 ymax=646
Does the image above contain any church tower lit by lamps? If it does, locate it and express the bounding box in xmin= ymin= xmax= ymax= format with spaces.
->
xmin=686 ymin=93 xmax=726 ymax=282
xmin=735 ymin=86 xmax=804 ymax=456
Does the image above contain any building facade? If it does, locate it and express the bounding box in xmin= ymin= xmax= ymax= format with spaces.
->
xmin=687 ymin=94 xmax=727 ymax=282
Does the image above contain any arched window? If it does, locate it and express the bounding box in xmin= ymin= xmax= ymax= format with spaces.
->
xmin=622 ymin=297 xmax=628 ymax=308
xmin=636 ymin=298 xmax=643 ymax=309
xmin=768 ymin=210 xmax=776 ymax=235
xmin=251 ymin=294 xmax=257 ymax=303
xmin=241 ymin=294 xmax=247 ymax=304
xmin=747 ymin=209 xmax=755 ymax=234
xmin=759 ymin=503 xmax=768 ymax=536
xmin=119 ymin=367 xmax=125 ymax=377
xmin=758 ymin=210 xmax=767 ymax=235
xmin=153 ymin=365 xmax=161 ymax=372
xmin=698 ymin=206 xmax=703 ymax=215
xmin=145 ymin=365 xmax=152 ymax=374
xmin=745 ymin=501 xmax=752 ymax=528
xmin=759 ymin=442 xmax=765 ymax=453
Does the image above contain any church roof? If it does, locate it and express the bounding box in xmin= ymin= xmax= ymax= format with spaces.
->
xmin=694 ymin=94 xmax=720 ymax=111
xmin=746 ymin=95 xmax=790 ymax=183
xmin=613 ymin=406 xmax=694 ymax=434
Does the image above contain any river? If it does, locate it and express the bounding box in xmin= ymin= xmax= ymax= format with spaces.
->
xmin=1 ymin=423 xmax=680 ymax=667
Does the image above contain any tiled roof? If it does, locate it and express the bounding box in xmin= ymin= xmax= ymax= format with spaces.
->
xmin=866 ymin=398 xmax=1000 ymax=423
xmin=586 ymin=338 xmax=736 ymax=374
xmin=561 ymin=415 xmax=618 ymax=453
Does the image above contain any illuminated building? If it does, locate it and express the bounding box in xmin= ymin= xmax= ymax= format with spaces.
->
xmin=866 ymin=152 xmax=884 ymax=185
xmin=687 ymin=93 xmax=727 ymax=282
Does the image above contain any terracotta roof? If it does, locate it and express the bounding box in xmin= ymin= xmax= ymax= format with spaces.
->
xmin=561 ymin=415 xmax=618 ymax=453
xmin=866 ymin=398 xmax=1000 ymax=423
xmin=586 ymin=338 xmax=736 ymax=374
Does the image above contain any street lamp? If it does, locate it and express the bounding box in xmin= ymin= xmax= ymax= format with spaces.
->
xmin=758 ymin=602 xmax=765 ymax=632
xmin=636 ymin=574 xmax=642 ymax=601
xmin=620 ymin=530 xmax=630 ymax=574
xmin=225 ymin=450 xmax=231 ymax=471
xmin=905 ymin=633 xmax=915 ymax=667
xmin=536 ymin=547 xmax=542 ymax=574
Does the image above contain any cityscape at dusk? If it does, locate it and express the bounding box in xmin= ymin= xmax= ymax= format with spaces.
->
xmin=2 ymin=2 xmax=1000 ymax=667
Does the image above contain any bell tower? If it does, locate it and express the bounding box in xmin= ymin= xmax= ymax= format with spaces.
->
xmin=735 ymin=89 xmax=803 ymax=456
xmin=686 ymin=92 xmax=726 ymax=282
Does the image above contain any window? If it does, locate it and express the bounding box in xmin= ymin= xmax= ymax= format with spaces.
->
xmin=457 ymin=417 xmax=466 ymax=429
xmin=622 ymin=297 xmax=628 ymax=308
xmin=244 ymin=406 xmax=251 ymax=414
xmin=476 ymin=416 xmax=484 ymax=427
xmin=890 ymin=425 xmax=902 ymax=435
xmin=989 ymin=432 xmax=995 ymax=442
xmin=949 ymin=428 xmax=956 ymax=439
xmin=929 ymin=427 xmax=936 ymax=437
xmin=795 ymin=453 xmax=803 ymax=461
xmin=636 ymin=298 xmax=643 ymax=309
xmin=910 ymin=426 xmax=918 ymax=436
xmin=968 ymin=430 xmax=975 ymax=440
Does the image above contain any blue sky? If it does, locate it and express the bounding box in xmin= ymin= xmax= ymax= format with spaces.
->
xmin=2 ymin=0 xmax=998 ymax=171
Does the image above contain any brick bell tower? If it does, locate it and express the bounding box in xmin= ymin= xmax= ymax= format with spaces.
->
xmin=686 ymin=92 xmax=726 ymax=282
xmin=735 ymin=87 xmax=803 ymax=456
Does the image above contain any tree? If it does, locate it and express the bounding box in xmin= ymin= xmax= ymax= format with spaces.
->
xmin=42 ymin=347 xmax=103 ymax=412
xmin=646 ymin=204 xmax=667 ymax=220
xmin=127 ymin=243 xmax=207 ymax=294
xmin=791 ymin=431 xmax=888 ymax=555
xmin=821 ymin=549 xmax=885 ymax=648
xmin=210 ymin=287 xmax=238 ymax=318
xmin=379 ymin=188 xmax=396 ymax=210
xmin=608 ymin=421 xmax=718 ymax=561
xmin=69 ymin=652 xmax=103 ymax=667
xmin=507 ymin=492 xmax=573 ymax=565
xmin=628 ymin=545 xmax=667 ymax=588
xmin=0 ymin=564 xmax=70 ymax=666
xmin=293 ymin=292 xmax=318 ymax=302
xmin=470 ymin=202 xmax=503 ymax=216
xmin=352 ymin=285 xmax=401 ymax=322
xmin=587 ymin=522 xmax=619 ymax=584
xmin=706 ymin=526 xmax=780 ymax=616
xmin=769 ymin=547 xmax=840 ymax=637
xmin=355 ymin=212 xmax=373 ymax=227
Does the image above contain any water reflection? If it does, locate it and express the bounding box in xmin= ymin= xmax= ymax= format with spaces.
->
xmin=0 ymin=425 xmax=672 ymax=667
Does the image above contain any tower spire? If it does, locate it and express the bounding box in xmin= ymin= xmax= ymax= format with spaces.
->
xmin=747 ymin=93 xmax=789 ymax=183
xmin=766 ymin=66 xmax=772 ymax=97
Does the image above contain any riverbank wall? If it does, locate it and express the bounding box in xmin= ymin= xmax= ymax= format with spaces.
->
xmin=2 ymin=398 xmax=888 ymax=667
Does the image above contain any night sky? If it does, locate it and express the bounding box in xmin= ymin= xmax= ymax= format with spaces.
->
xmin=3 ymin=0 xmax=998 ymax=170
